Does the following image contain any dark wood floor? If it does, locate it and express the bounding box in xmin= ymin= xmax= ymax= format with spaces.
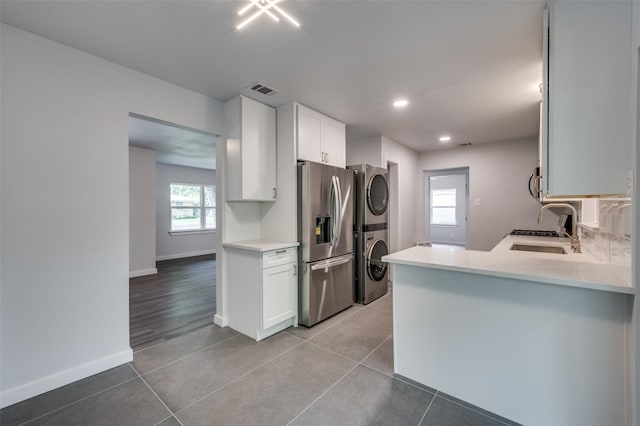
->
xmin=129 ymin=255 xmax=216 ymax=351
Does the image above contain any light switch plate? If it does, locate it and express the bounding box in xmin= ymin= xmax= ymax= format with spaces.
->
xmin=627 ymin=169 xmax=635 ymax=193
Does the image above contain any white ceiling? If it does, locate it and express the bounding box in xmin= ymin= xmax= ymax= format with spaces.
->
xmin=0 ymin=0 xmax=545 ymax=152
xmin=129 ymin=115 xmax=217 ymax=170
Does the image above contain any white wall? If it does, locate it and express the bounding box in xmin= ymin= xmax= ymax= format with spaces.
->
xmin=381 ymin=136 xmax=419 ymax=251
xmin=0 ymin=24 xmax=224 ymax=407
xmin=261 ymin=103 xmax=298 ymax=243
xmin=417 ymin=138 xmax=556 ymax=251
xmin=346 ymin=136 xmax=382 ymax=167
xmin=129 ymin=146 xmax=157 ymax=277
xmin=631 ymin=3 xmax=640 ymax=425
xmin=156 ymin=163 xmax=216 ymax=260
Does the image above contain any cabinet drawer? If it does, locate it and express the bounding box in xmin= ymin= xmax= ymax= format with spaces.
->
xmin=263 ymin=247 xmax=297 ymax=268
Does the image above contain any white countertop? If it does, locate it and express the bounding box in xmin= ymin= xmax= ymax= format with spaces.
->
xmin=222 ymin=240 xmax=299 ymax=252
xmin=383 ymin=235 xmax=633 ymax=295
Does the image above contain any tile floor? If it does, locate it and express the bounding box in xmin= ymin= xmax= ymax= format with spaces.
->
xmin=1 ymin=291 xmax=520 ymax=426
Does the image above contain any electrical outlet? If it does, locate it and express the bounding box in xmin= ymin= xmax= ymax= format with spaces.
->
xmin=474 ymin=198 xmax=481 ymax=206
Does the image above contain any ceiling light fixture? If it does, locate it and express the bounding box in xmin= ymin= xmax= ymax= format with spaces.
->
xmin=237 ymin=0 xmax=300 ymax=30
xmin=393 ymin=99 xmax=409 ymax=108
xmin=439 ymin=135 xmax=451 ymax=142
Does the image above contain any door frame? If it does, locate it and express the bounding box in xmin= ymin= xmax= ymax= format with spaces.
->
xmin=423 ymin=167 xmax=469 ymax=247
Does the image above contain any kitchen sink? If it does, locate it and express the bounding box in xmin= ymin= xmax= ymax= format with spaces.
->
xmin=510 ymin=243 xmax=567 ymax=254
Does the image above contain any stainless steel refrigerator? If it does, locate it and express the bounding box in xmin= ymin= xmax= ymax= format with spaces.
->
xmin=297 ymin=161 xmax=354 ymax=327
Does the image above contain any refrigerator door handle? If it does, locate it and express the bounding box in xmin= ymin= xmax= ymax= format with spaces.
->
xmin=330 ymin=175 xmax=339 ymax=247
xmin=329 ymin=176 xmax=335 ymax=245
xmin=310 ymin=255 xmax=352 ymax=271
xmin=334 ymin=175 xmax=342 ymax=248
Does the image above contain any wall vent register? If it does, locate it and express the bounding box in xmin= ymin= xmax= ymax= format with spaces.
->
xmin=248 ymin=82 xmax=281 ymax=96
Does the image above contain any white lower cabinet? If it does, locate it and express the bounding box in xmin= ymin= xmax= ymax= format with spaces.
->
xmin=226 ymin=245 xmax=298 ymax=341
xmin=262 ymin=262 xmax=296 ymax=329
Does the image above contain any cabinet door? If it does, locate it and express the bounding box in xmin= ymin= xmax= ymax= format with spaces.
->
xmin=547 ymin=2 xmax=631 ymax=196
xmin=322 ymin=117 xmax=346 ymax=168
xmin=262 ymin=263 xmax=296 ymax=329
xmin=297 ymin=105 xmax=323 ymax=163
xmin=241 ymin=96 xmax=277 ymax=200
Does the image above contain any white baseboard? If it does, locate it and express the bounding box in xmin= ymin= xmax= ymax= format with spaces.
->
xmin=156 ymin=250 xmax=216 ymax=262
xmin=214 ymin=314 xmax=228 ymax=327
xmin=0 ymin=348 xmax=133 ymax=409
xmin=129 ymin=268 xmax=158 ymax=278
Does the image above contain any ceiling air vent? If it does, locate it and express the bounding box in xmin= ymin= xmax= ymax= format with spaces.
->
xmin=248 ymin=82 xmax=280 ymax=96
xmin=457 ymin=143 xmax=472 ymax=147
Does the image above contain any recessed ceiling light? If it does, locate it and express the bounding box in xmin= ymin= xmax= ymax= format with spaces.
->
xmin=393 ymin=99 xmax=409 ymax=108
xmin=439 ymin=135 xmax=451 ymax=142
xmin=237 ymin=0 xmax=300 ymax=30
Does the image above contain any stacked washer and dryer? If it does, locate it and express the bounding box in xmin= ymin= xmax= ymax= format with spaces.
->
xmin=348 ymin=164 xmax=390 ymax=304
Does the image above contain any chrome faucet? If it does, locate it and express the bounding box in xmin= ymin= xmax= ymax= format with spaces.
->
xmin=538 ymin=203 xmax=581 ymax=253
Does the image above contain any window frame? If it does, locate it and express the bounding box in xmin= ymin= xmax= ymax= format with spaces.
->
xmin=430 ymin=187 xmax=457 ymax=226
xmin=170 ymin=183 xmax=216 ymax=233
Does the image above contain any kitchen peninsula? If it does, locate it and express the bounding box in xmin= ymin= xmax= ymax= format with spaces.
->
xmin=383 ymin=239 xmax=633 ymax=426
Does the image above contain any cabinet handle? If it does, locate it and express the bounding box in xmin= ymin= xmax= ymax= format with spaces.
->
xmin=325 ymin=152 xmax=329 ymax=164
xmin=276 ymin=250 xmax=287 ymax=254
xmin=273 ymin=187 xmax=276 ymax=199
xmin=292 ymin=264 xmax=297 ymax=276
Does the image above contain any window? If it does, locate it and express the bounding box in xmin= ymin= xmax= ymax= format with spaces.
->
xmin=430 ymin=187 xmax=457 ymax=225
xmin=170 ymin=183 xmax=216 ymax=231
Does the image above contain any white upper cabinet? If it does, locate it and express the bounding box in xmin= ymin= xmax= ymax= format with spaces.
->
xmin=225 ymin=96 xmax=276 ymax=201
xmin=297 ymin=105 xmax=323 ymax=163
xmin=321 ymin=115 xmax=347 ymax=168
xmin=296 ymin=104 xmax=346 ymax=168
xmin=542 ymin=2 xmax=632 ymax=197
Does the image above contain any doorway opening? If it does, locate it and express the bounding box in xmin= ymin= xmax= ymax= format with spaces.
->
xmin=386 ymin=161 xmax=399 ymax=287
xmin=128 ymin=113 xmax=219 ymax=350
xmin=424 ymin=168 xmax=469 ymax=248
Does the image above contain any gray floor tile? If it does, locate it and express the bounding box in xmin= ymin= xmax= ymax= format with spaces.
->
xmin=362 ymin=335 xmax=394 ymax=375
xmin=309 ymin=305 xmax=393 ymax=362
xmin=155 ymin=415 xmax=182 ymax=426
xmin=392 ymin=373 xmax=438 ymax=394
xmin=285 ymin=304 xmax=363 ymax=340
xmin=144 ymin=333 xmax=302 ymax=412
xmin=366 ymin=290 xmax=393 ymax=313
xmin=434 ymin=393 xmax=522 ymax=426
xmin=0 ymin=364 xmax=137 ymax=426
xmin=176 ymin=342 xmax=356 ymax=426
xmin=421 ymin=395 xmax=515 ymax=426
xmin=25 ymin=378 xmax=170 ymax=426
xmin=133 ymin=324 xmax=238 ymax=373
xmin=290 ymin=364 xmax=434 ymax=426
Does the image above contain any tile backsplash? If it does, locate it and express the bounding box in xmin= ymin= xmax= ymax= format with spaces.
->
xmin=579 ymin=199 xmax=632 ymax=281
